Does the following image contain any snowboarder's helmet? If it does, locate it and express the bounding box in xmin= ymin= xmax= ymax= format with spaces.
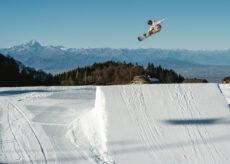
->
xmin=148 ymin=20 xmax=152 ymax=25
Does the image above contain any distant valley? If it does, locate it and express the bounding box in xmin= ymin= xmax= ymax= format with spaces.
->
xmin=1 ymin=40 xmax=230 ymax=82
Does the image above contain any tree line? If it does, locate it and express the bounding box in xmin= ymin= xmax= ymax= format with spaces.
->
xmin=0 ymin=54 xmax=53 ymax=86
xmin=53 ymin=61 xmax=184 ymax=85
xmin=0 ymin=53 xmax=184 ymax=86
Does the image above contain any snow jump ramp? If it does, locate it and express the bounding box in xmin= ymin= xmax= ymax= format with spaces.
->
xmin=91 ymin=84 xmax=230 ymax=164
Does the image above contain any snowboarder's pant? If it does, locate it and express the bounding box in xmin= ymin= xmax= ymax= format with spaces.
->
xmin=145 ymin=29 xmax=161 ymax=38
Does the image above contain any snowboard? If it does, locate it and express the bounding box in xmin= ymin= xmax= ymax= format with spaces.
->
xmin=138 ymin=33 xmax=150 ymax=41
xmin=138 ymin=28 xmax=160 ymax=41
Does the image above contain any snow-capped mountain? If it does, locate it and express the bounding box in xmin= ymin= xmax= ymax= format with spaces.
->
xmin=0 ymin=40 xmax=200 ymax=72
xmin=8 ymin=40 xmax=42 ymax=50
xmin=1 ymin=40 xmax=230 ymax=82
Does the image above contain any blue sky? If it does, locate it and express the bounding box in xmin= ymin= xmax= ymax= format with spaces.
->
xmin=1 ymin=0 xmax=230 ymax=50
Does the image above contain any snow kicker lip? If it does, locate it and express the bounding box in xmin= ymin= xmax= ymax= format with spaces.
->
xmin=66 ymin=87 xmax=116 ymax=164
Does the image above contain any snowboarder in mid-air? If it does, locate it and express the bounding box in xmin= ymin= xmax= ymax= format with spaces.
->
xmin=138 ymin=18 xmax=165 ymax=41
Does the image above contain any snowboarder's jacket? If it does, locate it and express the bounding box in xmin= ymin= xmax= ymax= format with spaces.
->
xmin=148 ymin=19 xmax=165 ymax=33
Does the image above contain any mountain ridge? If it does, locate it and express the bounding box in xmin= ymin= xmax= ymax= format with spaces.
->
xmin=1 ymin=40 xmax=230 ymax=82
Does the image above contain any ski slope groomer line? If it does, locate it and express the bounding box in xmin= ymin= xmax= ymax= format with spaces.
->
xmin=98 ymin=84 xmax=230 ymax=164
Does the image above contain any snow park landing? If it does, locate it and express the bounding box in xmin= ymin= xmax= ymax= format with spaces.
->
xmin=1 ymin=84 xmax=230 ymax=163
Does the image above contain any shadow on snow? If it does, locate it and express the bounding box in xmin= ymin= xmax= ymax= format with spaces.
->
xmin=0 ymin=89 xmax=60 ymax=96
xmin=163 ymin=117 xmax=230 ymax=125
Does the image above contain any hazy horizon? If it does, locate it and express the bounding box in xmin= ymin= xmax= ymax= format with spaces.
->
xmin=2 ymin=39 xmax=230 ymax=52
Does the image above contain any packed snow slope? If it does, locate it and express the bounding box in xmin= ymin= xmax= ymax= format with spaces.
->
xmin=88 ymin=84 xmax=230 ymax=164
xmin=0 ymin=86 xmax=97 ymax=164
xmin=1 ymin=84 xmax=230 ymax=164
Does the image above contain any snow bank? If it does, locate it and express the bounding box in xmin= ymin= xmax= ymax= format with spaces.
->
xmin=97 ymin=84 xmax=230 ymax=164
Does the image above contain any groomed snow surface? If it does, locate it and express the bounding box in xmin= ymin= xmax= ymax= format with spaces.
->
xmin=0 ymin=84 xmax=230 ymax=164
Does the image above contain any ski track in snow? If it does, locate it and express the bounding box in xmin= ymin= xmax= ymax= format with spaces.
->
xmin=0 ymin=96 xmax=53 ymax=163
xmin=99 ymin=84 xmax=230 ymax=164
xmin=0 ymin=87 xmax=59 ymax=164
xmin=120 ymin=85 xmax=161 ymax=162
xmin=8 ymin=100 xmax=48 ymax=164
